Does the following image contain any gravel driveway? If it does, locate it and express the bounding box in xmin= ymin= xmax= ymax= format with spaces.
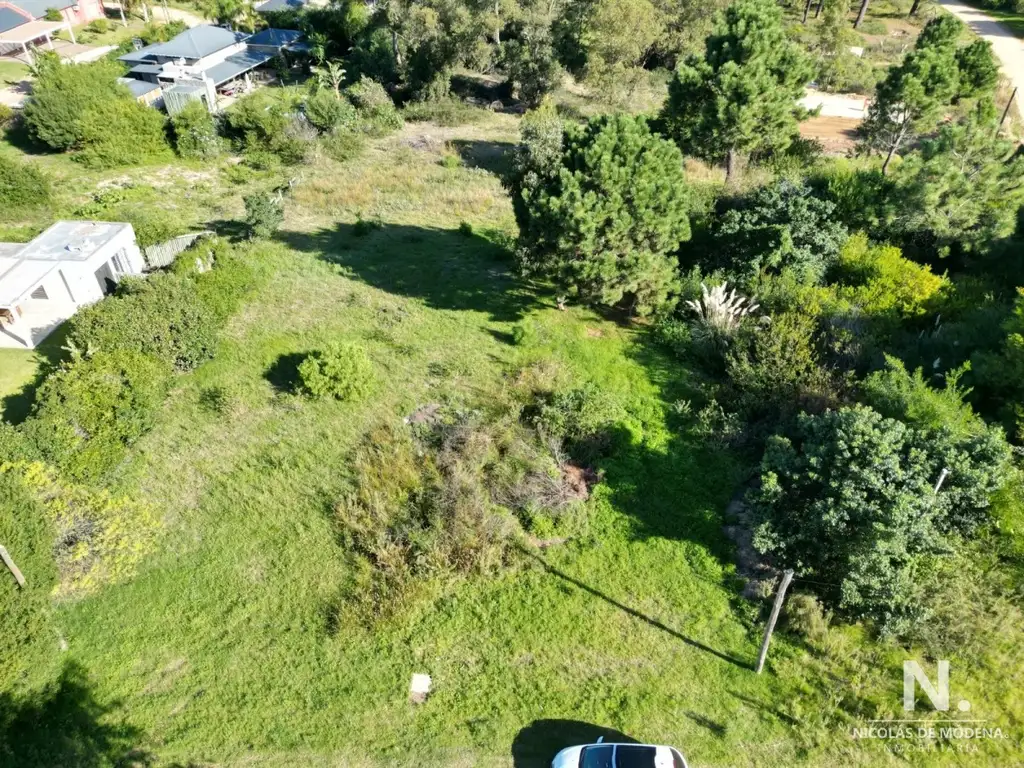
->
xmin=939 ymin=0 xmax=1024 ymax=107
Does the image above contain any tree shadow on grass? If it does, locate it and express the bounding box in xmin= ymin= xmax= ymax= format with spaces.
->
xmin=0 ymin=660 xmax=152 ymax=768
xmin=264 ymin=351 xmax=307 ymax=393
xmin=275 ymin=223 xmax=537 ymax=323
xmin=521 ymin=547 xmax=751 ymax=670
xmin=511 ymin=719 xmax=638 ymax=768
xmin=449 ymin=139 xmax=516 ymax=178
xmin=1 ymin=323 xmax=72 ymax=425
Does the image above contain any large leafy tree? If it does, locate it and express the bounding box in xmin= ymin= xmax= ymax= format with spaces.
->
xmin=660 ymin=0 xmax=813 ymax=179
xmin=514 ymin=113 xmax=691 ymax=315
xmin=751 ymin=404 xmax=1010 ymax=635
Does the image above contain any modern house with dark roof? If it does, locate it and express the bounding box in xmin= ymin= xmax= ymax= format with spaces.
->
xmin=119 ymin=24 xmax=304 ymax=114
xmin=0 ymin=0 xmax=104 ymax=59
xmin=254 ymin=0 xmax=311 ymax=13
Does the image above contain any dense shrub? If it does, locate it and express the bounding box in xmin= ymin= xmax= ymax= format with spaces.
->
xmin=298 ymin=342 xmax=374 ymax=400
xmin=515 ymin=113 xmax=691 ymax=315
xmin=532 ymin=382 xmax=626 ymax=462
xmin=0 ymin=155 xmax=51 ymax=210
xmin=66 ymin=273 xmax=217 ymax=371
xmin=345 ymin=77 xmax=402 ymax=134
xmin=304 ymin=89 xmax=357 ymax=133
xmin=172 ymin=100 xmax=222 ymax=159
xmin=21 ymin=55 xmax=127 ymax=151
xmin=75 ymin=96 xmax=172 ymax=168
xmin=320 ymin=128 xmax=366 ymax=163
xmin=709 ymin=180 xmax=848 ymax=286
xmin=750 ymin=404 xmax=1011 ymax=635
xmin=85 ymin=17 xmax=110 ymax=34
xmin=224 ymin=89 xmax=308 ymax=163
xmin=500 ymin=26 xmax=561 ymax=107
xmin=22 ymin=351 xmax=171 ymax=481
xmin=243 ymin=191 xmax=284 ymax=239
xmin=402 ymin=96 xmax=481 ymax=127
xmin=192 ymin=241 xmax=268 ymax=324
xmin=0 ymin=468 xmax=59 ymax=698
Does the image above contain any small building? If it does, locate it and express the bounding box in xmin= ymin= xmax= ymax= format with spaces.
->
xmin=0 ymin=0 xmax=104 ymax=60
xmin=0 ymin=221 xmax=144 ymax=350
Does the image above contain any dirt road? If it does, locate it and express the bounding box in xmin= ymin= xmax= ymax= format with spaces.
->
xmin=939 ymin=0 xmax=1024 ymax=105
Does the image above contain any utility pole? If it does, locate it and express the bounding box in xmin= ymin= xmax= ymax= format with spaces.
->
xmin=755 ymin=569 xmax=794 ymax=674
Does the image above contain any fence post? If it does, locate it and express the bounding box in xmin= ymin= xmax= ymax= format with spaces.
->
xmin=755 ymin=569 xmax=794 ymax=674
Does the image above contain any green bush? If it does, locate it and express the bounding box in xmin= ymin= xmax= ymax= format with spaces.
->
xmin=75 ymin=96 xmax=172 ymax=168
xmin=85 ymin=17 xmax=110 ymax=34
xmin=298 ymin=342 xmax=374 ymax=400
xmin=304 ymin=89 xmax=357 ymax=133
xmin=0 ymin=468 xmax=59 ymax=698
xmin=66 ymin=272 xmax=217 ymax=371
xmin=193 ymin=241 xmax=268 ymax=324
xmin=22 ymin=55 xmax=127 ymax=151
xmin=172 ymin=100 xmax=222 ymax=160
xmin=750 ymin=405 xmax=1011 ymax=635
xmin=532 ymin=383 xmax=625 ymax=463
xmin=0 ymin=155 xmax=51 ymax=210
xmin=858 ymin=18 xmax=888 ymax=36
xmin=345 ymin=76 xmax=402 ymax=135
xmin=22 ymin=351 xmax=171 ymax=481
xmin=708 ymin=180 xmax=848 ymax=286
xmin=402 ymin=96 xmax=481 ymax=127
xmin=43 ymin=7 xmax=61 ymax=21
xmin=500 ymin=24 xmax=561 ymax=107
xmin=834 ymin=233 xmax=946 ymax=319
xmin=320 ymin=128 xmax=366 ymax=163
xmin=243 ymin=191 xmax=284 ymax=240
xmin=0 ymin=104 xmax=14 ymax=130
xmin=224 ymin=89 xmax=308 ymax=163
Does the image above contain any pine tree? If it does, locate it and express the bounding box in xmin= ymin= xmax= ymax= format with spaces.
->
xmin=514 ymin=114 xmax=691 ymax=315
xmin=660 ymin=0 xmax=813 ymax=179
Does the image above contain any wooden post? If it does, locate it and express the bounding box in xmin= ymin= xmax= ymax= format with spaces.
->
xmin=999 ymin=87 xmax=1018 ymax=131
xmin=933 ymin=467 xmax=950 ymax=494
xmin=0 ymin=545 xmax=26 ymax=588
xmin=755 ymin=569 xmax=793 ymax=674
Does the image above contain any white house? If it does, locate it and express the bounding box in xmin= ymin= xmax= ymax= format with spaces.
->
xmin=0 ymin=221 xmax=144 ymax=350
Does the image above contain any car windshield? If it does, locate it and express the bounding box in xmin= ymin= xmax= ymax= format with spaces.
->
xmin=579 ymin=745 xmax=659 ymax=768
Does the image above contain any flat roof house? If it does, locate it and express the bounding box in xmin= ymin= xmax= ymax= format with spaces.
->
xmin=0 ymin=221 xmax=144 ymax=350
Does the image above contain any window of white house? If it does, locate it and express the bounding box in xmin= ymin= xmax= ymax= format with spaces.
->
xmin=30 ymin=285 xmax=48 ymax=300
xmin=111 ymin=253 xmax=125 ymax=274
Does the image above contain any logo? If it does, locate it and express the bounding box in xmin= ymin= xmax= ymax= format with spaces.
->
xmin=903 ymin=660 xmax=971 ymax=713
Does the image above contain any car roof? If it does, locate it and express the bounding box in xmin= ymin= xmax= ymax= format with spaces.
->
xmin=578 ymin=743 xmax=685 ymax=768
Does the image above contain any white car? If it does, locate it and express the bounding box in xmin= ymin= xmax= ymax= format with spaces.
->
xmin=552 ymin=738 xmax=689 ymax=768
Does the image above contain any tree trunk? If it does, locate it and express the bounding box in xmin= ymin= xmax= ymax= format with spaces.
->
xmin=908 ymin=0 xmax=922 ymax=15
xmin=726 ymin=148 xmax=738 ymax=181
xmin=802 ymin=0 xmax=813 ymax=24
xmin=494 ymin=0 xmax=500 ymax=44
xmin=881 ymin=141 xmax=899 ymax=174
xmin=815 ymin=0 xmax=824 ymax=18
xmin=141 ymin=1 xmax=149 ymax=22
xmin=391 ymin=28 xmax=402 ymax=67
xmin=854 ymin=0 xmax=869 ymax=28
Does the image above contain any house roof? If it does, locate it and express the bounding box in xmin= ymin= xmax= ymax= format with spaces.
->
xmin=0 ymin=221 xmax=133 ymax=307
xmin=246 ymin=27 xmax=303 ymax=48
xmin=0 ymin=17 xmax=63 ymax=43
xmin=255 ymin=0 xmax=308 ymax=12
xmin=119 ymin=24 xmax=248 ymax=64
xmin=205 ymin=49 xmax=274 ymax=85
xmin=0 ymin=6 xmax=30 ymax=33
xmin=9 ymin=0 xmax=73 ymax=19
xmin=118 ymin=78 xmax=161 ymax=98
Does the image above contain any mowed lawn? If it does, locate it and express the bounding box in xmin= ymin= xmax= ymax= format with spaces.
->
xmin=10 ymin=119 xmax=1017 ymax=768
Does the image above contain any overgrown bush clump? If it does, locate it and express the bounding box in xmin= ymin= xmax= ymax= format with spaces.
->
xmin=21 ymin=351 xmax=171 ymax=481
xmin=298 ymin=342 xmax=374 ymax=400
xmin=172 ymin=100 xmax=223 ymax=159
xmin=66 ymin=273 xmax=217 ymax=371
xmin=750 ymin=402 xmax=1011 ymax=636
xmin=0 ymin=468 xmax=59 ymax=698
xmin=304 ymin=89 xmax=357 ymax=133
xmin=0 ymin=155 xmax=52 ymax=211
xmin=345 ymin=76 xmax=403 ymax=135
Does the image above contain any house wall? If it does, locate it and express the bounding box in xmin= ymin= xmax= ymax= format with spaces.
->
xmin=0 ymin=226 xmax=145 ymax=350
xmin=60 ymin=0 xmax=104 ymax=27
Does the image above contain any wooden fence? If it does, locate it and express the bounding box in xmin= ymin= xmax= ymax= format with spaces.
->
xmin=143 ymin=231 xmax=214 ymax=270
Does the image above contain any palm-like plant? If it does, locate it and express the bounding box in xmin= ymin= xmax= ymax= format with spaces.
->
xmin=312 ymin=60 xmax=346 ymax=99
xmin=685 ymin=282 xmax=759 ymax=335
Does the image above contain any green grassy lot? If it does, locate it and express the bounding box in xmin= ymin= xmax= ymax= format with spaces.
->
xmin=2 ymin=113 xmax=1022 ymax=768
xmin=0 ymin=59 xmax=29 ymax=85
xmin=0 ymin=349 xmax=38 ymax=403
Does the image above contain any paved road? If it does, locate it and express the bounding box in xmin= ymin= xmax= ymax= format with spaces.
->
xmin=939 ymin=0 xmax=1024 ymax=104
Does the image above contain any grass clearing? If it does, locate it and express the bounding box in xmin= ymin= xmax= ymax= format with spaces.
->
xmin=1 ymin=111 xmax=1022 ymax=768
